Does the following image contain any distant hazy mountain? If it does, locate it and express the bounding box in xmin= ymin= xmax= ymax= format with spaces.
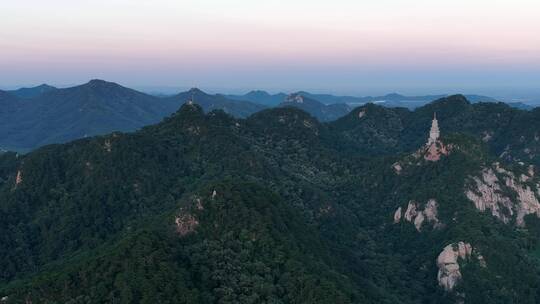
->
xmin=0 ymin=80 xmax=266 ymax=152
xmin=225 ymin=90 xmax=287 ymax=106
xmin=506 ymin=102 xmax=535 ymax=110
xmin=168 ymin=88 xmax=267 ymax=118
xmin=226 ymin=90 xmax=508 ymax=110
xmin=279 ymin=93 xmax=350 ymax=122
xmin=0 ymin=80 xmax=170 ymax=151
xmin=7 ymin=84 xmax=57 ymax=98
xmin=276 ymin=92 xmax=512 ymax=121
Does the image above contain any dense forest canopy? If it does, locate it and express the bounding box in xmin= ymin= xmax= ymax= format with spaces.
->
xmin=1 ymin=95 xmax=540 ymax=303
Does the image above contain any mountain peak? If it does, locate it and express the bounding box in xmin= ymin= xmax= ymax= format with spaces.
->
xmin=177 ymin=101 xmax=204 ymax=114
xmin=86 ymin=79 xmax=118 ymax=87
xmin=384 ymin=93 xmax=405 ymax=99
xmin=36 ymin=84 xmax=55 ymax=89
xmin=285 ymin=93 xmax=305 ymax=103
xmin=162 ymin=102 xmax=206 ymax=128
xmin=429 ymin=94 xmax=471 ymax=108
xmin=246 ymin=90 xmax=270 ymax=97
xmin=77 ymin=80 xmax=136 ymax=96
xmin=7 ymin=84 xmax=58 ymax=98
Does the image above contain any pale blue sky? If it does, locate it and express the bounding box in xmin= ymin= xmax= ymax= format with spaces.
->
xmin=1 ymin=0 xmax=539 ymax=97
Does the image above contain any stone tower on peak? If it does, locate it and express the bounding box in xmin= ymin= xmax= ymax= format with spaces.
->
xmin=427 ymin=113 xmax=440 ymax=145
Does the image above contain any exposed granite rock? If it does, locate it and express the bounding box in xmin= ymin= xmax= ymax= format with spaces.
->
xmin=393 ymin=207 xmax=402 ymax=223
xmin=465 ymin=168 xmax=514 ymax=223
xmin=15 ymin=170 xmax=22 ymax=186
xmin=186 ymin=126 xmax=201 ymax=135
xmin=195 ymin=198 xmax=204 ymax=210
xmin=423 ymin=199 xmax=439 ymax=223
xmin=437 ymin=242 xmax=474 ymax=292
xmin=104 ymin=139 xmax=112 ymax=152
xmin=409 ymin=140 xmax=453 ymax=163
xmin=482 ymin=131 xmax=493 ymax=142
xmin=424 ymin=141 xmax=451 ymax=162
xmin=465 ymin=163 xmax=540 ymax=226
xmin=436 ymin=242 xmax=486 ymax=294
xmin=413 ymin=212 xmax=425 ymax=230
xmin=175 ymin=213 xmax=199 ymax=236
xmin=394 ymin=199 xmax=441 ymax=231
xmin=403 ymin=201 xmax=418 ymax=222
xmin=477 ymin=254 xmax=487 ymax=268
xmin=392 ymin=162 xmax=403 ymax=175
xmin=286 ymin=94 xmax=304 ymax=104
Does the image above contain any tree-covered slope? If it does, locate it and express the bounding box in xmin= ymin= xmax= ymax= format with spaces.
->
xmin=331 ymin=95 xmax=540 ymax=165
xmin=1 ymin=99 xmax=540 ymax=303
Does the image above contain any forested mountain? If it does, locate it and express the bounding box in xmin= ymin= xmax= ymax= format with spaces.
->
xmin=278 ymin=93 xmax=351 ymax=122
xmin=7 ymin=84 xmax=57 ymax=98
xmin=2 ymin=81 xmax=535 ymax=153
xmin=332 ymin=95 xmax=540 ymax=164
xmin=165 ymin=88 xmax=266 ymax=118
xmin=1 ymin=95 xmax=540 ymax=303
xmin=227 ymin=90 xmax=504 ymax=109
xmin=0 ymin=80 xmax=171 ymax=152
xmin=225 ymin=90 xmax=287 ymax=106
xmin=0 ymin=81 xmax=264 ymax=152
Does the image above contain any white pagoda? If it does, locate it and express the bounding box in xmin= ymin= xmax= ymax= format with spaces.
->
xmin=427 ymin=113 xmax=440 ymax=145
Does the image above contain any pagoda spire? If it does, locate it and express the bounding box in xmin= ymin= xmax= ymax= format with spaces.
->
xmin=427 ymin=112 xmax=440 ymax=145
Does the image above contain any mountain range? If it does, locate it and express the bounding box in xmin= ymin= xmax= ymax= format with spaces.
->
xmin=229 ymin=90 xmax=535 ymax=110
xmin=1 ymin=80 xmax=536 ymax=152
xmin=1 ymin=95 xmax=540 ymax=302
xmin=0 ymin=80 xmax=265 ymax=152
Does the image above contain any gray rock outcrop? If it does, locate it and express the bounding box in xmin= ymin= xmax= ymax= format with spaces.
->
xmin=465 ymin=163 xmax=540 ymax=226
xmin=437 ymin=242 xmax=485 ymax=292
xmin=394 ymin=199 xmax=441 ymax=231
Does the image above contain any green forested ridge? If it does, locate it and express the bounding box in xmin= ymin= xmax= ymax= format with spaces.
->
xmin=1 ymin=96 xmax=540 ymax=303
xmin=333 ymin=95 xmax=540 ymax=165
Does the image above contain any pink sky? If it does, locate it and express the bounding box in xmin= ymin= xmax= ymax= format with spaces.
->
xmin=1 ymin=0 xmax=539 ymax=94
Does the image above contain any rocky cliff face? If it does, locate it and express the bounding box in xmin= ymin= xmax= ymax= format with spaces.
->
xmin=465 ymin=163 xmax=540 ymax=226
xmin=174 ymin=213 xmax=199 ymax=236
xmin=15 ymin=170 xmax=22 ymax=186
xmin=423 ymin=141 xmax=451 ymax=161
xmin=436 ymin=242 xmax=486 ymax=292
xmin=392 ymin=139 xmax=456 ymax=174
xmin=394 ymin=199 xmax=441 ymax=231
xmin=437 ymin=242 xmax=473 ymax=292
